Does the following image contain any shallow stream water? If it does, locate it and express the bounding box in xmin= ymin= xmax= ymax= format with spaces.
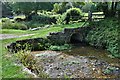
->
xmin=63 ymin=43 xmax=120 ymax=67
xmin=31 ymin=43 xmax=120 ymax=78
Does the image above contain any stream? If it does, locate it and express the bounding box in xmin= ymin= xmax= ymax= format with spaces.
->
xmin=63 ymin=43 xmax=120 ymax=67
xmin=31 ymin=43 xmax=120 ymax=78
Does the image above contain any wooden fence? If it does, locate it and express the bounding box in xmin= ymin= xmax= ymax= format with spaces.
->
xmin=82 ymin=12 xmax=105 ymax=21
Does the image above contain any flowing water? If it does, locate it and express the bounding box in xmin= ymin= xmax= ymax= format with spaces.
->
xmin=63 ymin=43 xmax=120 ymax=67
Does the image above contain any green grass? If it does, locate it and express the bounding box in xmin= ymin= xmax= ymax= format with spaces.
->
xmin=2 ymin=22 xmax=84 ymax=38
xmin=2 ymin=29 xmax=27 ymax=35
xmin=1 ymin=22 xmax=84 ymax=78
xmin=1 ymin=39 xmax=27 ymax=78
xmin=0 ymin=40 xmax=2 ymax=79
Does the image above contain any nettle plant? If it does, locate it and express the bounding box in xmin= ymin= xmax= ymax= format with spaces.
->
xmin=15 ymin=43 xmax=36 ymax=70
xmin=14 ymin=43 xmax=49 ymax=78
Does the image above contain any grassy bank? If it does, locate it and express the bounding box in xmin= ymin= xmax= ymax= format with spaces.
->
xmin=1 ymin=38 xmax=26 ymax=78
xmin=1 ymin=22 xmax=84 ymax=40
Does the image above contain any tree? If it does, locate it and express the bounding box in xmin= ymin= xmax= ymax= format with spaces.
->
xmin=2 ymin=2 xmax=13 ymax=17
xmin=11 ymin=2 xmax=53 ymax=21
xmin=52 ymin=2 xmax=70 ymax=14
xmin=97 ymin=1 xmax=119 ymax=18
xmin=64 ymin=8 xmax=82 ymax=24
xmin=82 ymin=3 xmax=97 ymax=12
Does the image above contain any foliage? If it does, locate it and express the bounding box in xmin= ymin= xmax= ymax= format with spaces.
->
xmin=23 ymin=21 xmax=45 ymax=29
xmin=32 ymin=14 xmax=58 ymax=24
xmin=32 ymin=39 xmax=50 ymax=51
xmin=56 ymin=14 xmax=66 ymax=25
xmin=12 ymin=2 xmax=35 ymax=15
xmin=52 ymin=2 xmax=71 ymax=14
xmin=15 ymin=44 xmax=49 ymax=78
xmin=64 ymin=8 xmax=83 ymax=24
xmin=96 ymin=2 xmax=119 ymax=18
xmin=1 ymin=18 xmax=10 ymax=22
xmin=52 ymin=3 xmax=61 ymax=13
xmin=2 ymin=2 xmax=13 ymax=17
xmin=15 ymin=50 xmax=36 ymax=69
xmin=86 ymin=18 xmax=119 ymax=58
xmin=82 ymin=3 xmax=97 ymax=12
xmin=49 ymin=44 xmax=71 ymax=51
xmin=11 ymin=2 xmax=54 ymax=21
xmin=12 ymin=2 xmax=53 ymax=15
xmin=72 ymin=2 xmax=85 ymax=8
xmin=104 ymin=66 xmax=117 ymax=74
xmin=2 ymin=19 xmax=28 ymax=30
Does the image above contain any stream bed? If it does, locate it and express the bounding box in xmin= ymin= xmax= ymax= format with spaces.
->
xmin=31 ymin=44 xmax=120 ymax=78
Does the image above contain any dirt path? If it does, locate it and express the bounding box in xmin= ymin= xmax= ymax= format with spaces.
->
xmin=0 ymin=34 xmax=34 ymax=40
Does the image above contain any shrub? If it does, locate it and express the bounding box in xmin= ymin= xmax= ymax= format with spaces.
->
xmin=14 ymin=43 xmax=49 ymax=78
xmin=82 ymin=3 xmax=97 ymax=12
xmin=86 ymin=18 xmax=119 ymax=58
xmin=24 ymin=21 xmax=45 ymax=29
xmin=49 ymin=44 xmax=71 ymax=51
xmin=2 ymin=19 xmax=28 ymax=30
xmin=52 ymin=3 xmax=70 ymax=14
xmin=13 ymin=22 xmax=28 ymax=30
xmin=32 ymin=14 xmax=58 ymax=24
xmin=1 ymin=18 xmax=10 ymax=22
xmin=15 ymin=50 xmax=36 ymax=69
xmin=64 ymin=8 xmax=83 ymax=24
xmin=56 ymin=14 xmax=66 ymax=25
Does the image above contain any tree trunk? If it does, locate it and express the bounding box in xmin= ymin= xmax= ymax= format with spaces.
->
xmin=103 ymin=2 xmax=109 ymax=18
xmin=118 ymin=10 xmax=120 ymax=19
xmin=25 ymin=13 xmax=32 ymax=21
xmin=110 ymin=1 xmax=118 ymax=17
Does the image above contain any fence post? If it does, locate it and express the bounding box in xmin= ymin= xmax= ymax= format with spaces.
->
xmin=88 ymin=11 xmax=92 ymax=22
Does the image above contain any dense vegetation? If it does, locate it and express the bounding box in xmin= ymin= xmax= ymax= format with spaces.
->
xmin=1 ymin=1 xmax=120 ymax=79
xmin=86 ymin=18 xmax=120 ymax=58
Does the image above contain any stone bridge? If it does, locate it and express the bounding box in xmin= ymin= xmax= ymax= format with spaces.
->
xmin=7 ymin=26 xmax=91 ymax=52
xmin=47 ymin=26 xmax=91 ymax=44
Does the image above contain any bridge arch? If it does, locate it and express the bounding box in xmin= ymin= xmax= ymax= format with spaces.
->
xmin=69 ymin=33 xmax=83 ymax=43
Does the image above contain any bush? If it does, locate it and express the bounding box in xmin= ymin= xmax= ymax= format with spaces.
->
xmin=2 ymin=19 xmax=28 ymax=30
xmin=82 ymin=3 xmax=97 ymax=12
xmin=15 ymin=50 xmax=36 ymax=69
xmin=23 ymin=21 xmax=45 ymax=29
xmin=64 ymin=8 xmax=83 ymax=24
xmin=1 ymin=18 xmax=10 ymax=22
xmin=49 ymin=44 xmax=71 ymax=51
xmin=32 ymin=14 xmax=58 ymax=24
xmin=15 ymin=44 xmax=49 ymax=78
xmin=56 ymin=14 xmax=66 ymax=25
xmin=52 ymin=3 xmax=70 ymax=14
xmin=86 ymin=18 xmax=120 ymax=58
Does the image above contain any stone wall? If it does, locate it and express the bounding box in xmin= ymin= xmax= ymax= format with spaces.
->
xmin=6 ymin=38 xmax=48 ymax=53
